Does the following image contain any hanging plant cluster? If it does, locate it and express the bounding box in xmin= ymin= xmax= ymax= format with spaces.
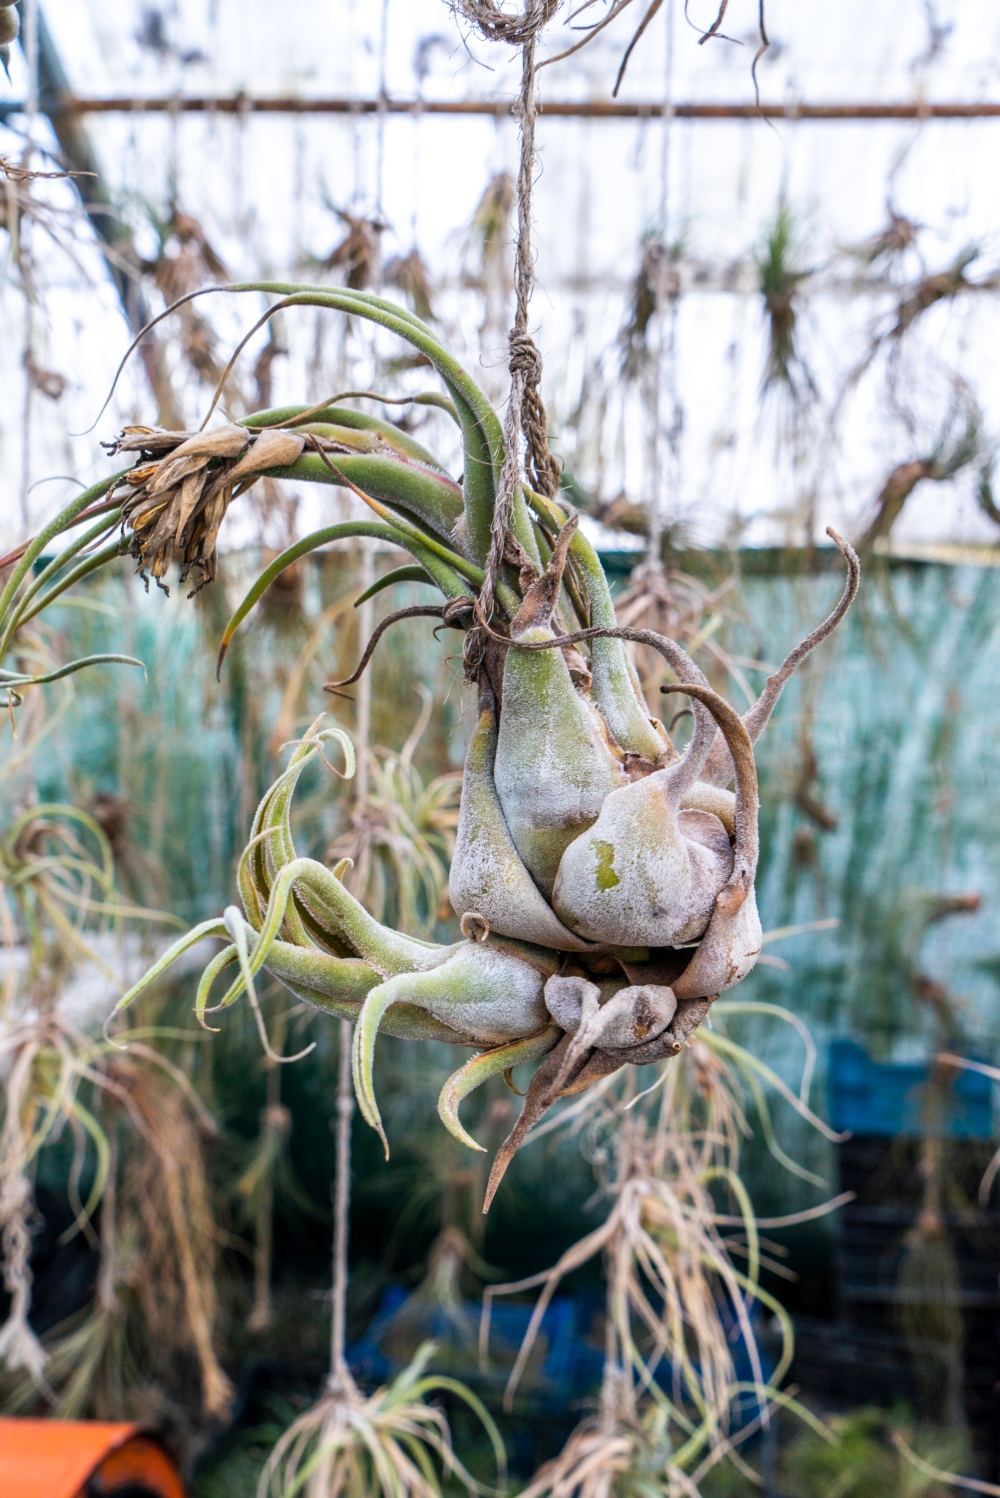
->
xmin=86 ymin=282 xmax=861 ymax=1206
xmin=0 ymin=2 xmax=852 ymax=1211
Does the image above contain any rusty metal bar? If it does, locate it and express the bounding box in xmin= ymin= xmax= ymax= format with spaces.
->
xmin=3 ymin=95 xmax=1000 ymax=121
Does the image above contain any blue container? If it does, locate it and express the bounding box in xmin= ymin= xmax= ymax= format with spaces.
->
xmin=347 ymin=1287 xmax=773 ymax=1407
xmin=828 ymin=1039 xmax=993 ymax=1139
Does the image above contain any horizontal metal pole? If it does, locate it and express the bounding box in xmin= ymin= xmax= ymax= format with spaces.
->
xmin=2 ymin=95 xmax=1000 ymax=121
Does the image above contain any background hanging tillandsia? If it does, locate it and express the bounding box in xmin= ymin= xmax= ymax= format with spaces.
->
xmin=257 ymin=1339 xmax=506 ymax=1498
xmin=253 ymin=1015 xmax=507 ymax=1498
xmin=327 ymin=686 xmax=463 ymax=940
xmin=478 ymin=1007 xmax=845 ymax=1494
xmin=0 ymin=784 xmax=239 ymax=1425
xmin=65 ymin=286 xmax=863 ymax=1208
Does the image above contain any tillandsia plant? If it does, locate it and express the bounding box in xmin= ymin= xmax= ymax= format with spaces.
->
xmin=254 ymin=1017 xmax=505 ymax=1498
xmin=478 ymin=1005 xmax=844 ymax=1495
xmin=7 ymin=285 xmax=858 ymax=1201
xmin=327 ymin=686 xmax=463 ymax=941
xmin=2 ymin=1036 xmax=236 ymax=1429
xmin=0 ymin=782 xmax=239 ymax=1427
xmin=0 ymin=797 xmax=158 ymax=1382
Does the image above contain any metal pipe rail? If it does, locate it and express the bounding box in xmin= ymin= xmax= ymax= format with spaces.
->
xmin=3 ymin=95 xmax=1000 ymax=121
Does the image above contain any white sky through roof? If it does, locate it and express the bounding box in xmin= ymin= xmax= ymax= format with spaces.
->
xmin=2 ymin=0 xmax=1000 ymax=552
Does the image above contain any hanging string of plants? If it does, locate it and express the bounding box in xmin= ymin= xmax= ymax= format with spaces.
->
xmin=0 ymin=0 xmax=862 ymax=1221
xmin=0 ymin=5 xmax=886 ymax=1497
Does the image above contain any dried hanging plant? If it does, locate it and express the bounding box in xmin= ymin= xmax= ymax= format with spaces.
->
xmin=1 ymin=1039 xmax=234 ymax=1428
xmin=145 ymin=209 xmax=229 ymax=307
xmin=857 ymin=392 xmax=985 ymax=552
xmin=255 ymin=1021 xmax=504 ymax=1498
xmin=463 ymin=172 xmax=516 ymax=402
xmin=756 ymin=208 xmax=814 ymax=400
xmin=319 ymin=210 xmax=388 ymax=291
xmin=140 ymin=208 xmax=236 ymax=405
xmin=463 ymin=174 xmax=515 ymax=294
xmin=0 ymin=788 xmax=235 ymax=1426
xmin=386 ymin=250 xmax=437 ymax=324
xmin=328 ymin=688 xmax=462 ymax=940
xmin=890 ymin=246 xmax=988 ymax=340
xmin=233 ymin=1003 xmax=327 ymax=1336
xmin=838 ymin=237 xmax=1000 ymax=409
xmin=618 ymin=239 xmax=680 ymax=385
xmin=481 ymin=1001 xmax=844 ymax=1494
xmin=844 ymin=210 xmax=920 ymax=272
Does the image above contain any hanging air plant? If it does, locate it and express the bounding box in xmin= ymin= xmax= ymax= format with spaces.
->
xmin=890 ymin=245 xmax=985 ymax=340
xmin=462 ymin=173 xmax=515 ymax=294
xmin=480 ymin=1004 xmax=845 ymax=1494
xmin=0 ymin=785 xmax=232 ymax=1426
xmin=463 ymin=171 xmax=516 ymax=403
xmin=386 ymin=249 xmax=437 ymax=324
xmin=845 ymin=210 xmax=920 ymax=272
xmin=318 ymin=210 xmax=387 ymax=291
xmin=756 ymin=209 xmax=814 ymax=399
xmin=858 ymin=391 xmax=985 ymax=552
xmin=326 ymin=688 xmax=463 ymax=940
xmin=139 ymin=208 xmax=236 ymax=415
xmin=68 ymin=284 xmax=862 ymax=1206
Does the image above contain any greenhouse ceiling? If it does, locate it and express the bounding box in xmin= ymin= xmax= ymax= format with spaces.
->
xmin=2 ymin=0 xmax=1000 ymax=553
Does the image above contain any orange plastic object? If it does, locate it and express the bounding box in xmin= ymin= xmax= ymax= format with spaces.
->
xmin=0 ymin=1417 xmax=186 ymax=1497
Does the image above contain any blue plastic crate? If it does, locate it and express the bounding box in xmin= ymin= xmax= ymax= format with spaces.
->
xmin=828 ymin=1039 xmax=993 ymax=1139
xmin=347 ymin=1286 xmax=773 ymax=1407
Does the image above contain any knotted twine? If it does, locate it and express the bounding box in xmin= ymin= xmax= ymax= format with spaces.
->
xmin=452 ymin=2 xmax=563 ymax=662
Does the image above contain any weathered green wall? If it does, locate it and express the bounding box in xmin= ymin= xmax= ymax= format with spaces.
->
xmin=14 ymin=552 xmax=1000 ymax=1240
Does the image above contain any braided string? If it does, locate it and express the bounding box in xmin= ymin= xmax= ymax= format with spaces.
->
xmin=452 ymin=2 xmax=562 ymax=643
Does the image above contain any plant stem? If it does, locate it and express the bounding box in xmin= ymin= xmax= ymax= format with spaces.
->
xmin=97 ymin=1127 xmax=119 ymax=1314
xmin=345 ymin=542 xmax=376 ymax=903
xmin=329 ymin=1017 xmax=354 ymax=1388
xmin=248 ymin=1037 xmax=285 ymax=1335
xmin=250 ymin=1170 xmax=274 ymax=1333
xmin=354 ymin=545 xmax=375 ymax=811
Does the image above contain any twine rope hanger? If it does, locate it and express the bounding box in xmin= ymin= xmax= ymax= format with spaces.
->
xmin=452 ymin=2 xmax=563 ymax=657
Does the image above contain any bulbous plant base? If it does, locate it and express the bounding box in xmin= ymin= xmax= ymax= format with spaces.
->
xmin=104 ymin=701 xmax=745 ymax=1208
xmin=108 ymin=519 xmax=858 ymax=1206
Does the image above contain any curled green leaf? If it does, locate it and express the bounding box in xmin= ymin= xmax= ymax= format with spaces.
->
xmin=354 ymin=564 xmax=434 ymax=606
xmin=103 ymin=917 xmax=231 ymax=1041
xmin=0 ymin=653 xmax=145 ymax=688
